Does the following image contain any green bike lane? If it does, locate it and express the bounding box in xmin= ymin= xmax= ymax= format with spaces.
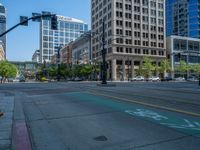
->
xmin=64 ymin=91 xmax=200 ymax=138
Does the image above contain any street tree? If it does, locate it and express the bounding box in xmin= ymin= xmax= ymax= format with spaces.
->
xmin=0 ymin=60 xmax=18 ymax=83
xmin=80 ymin=64 xmax=93 ymax=79
xmin=193 ymin=64 xmax=200 ymax=75
xmin=142 ymin=57 xmax=155 ymax=78
xmin=175 ymin=60 xmax=188 ymax=77
xmin=135 ymin=65 xmax=144 ymax=76
xmin=159 ymin=59 xmax=171 ymax=78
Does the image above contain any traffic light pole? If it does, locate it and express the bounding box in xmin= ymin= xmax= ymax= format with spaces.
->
xmin=102 ymin=21 xmax=107 ymax=84
xmin=0 ymin=14 xmax=56 ymax=38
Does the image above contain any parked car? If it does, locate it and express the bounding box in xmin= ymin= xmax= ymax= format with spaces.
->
xmin=13 ymin=77 xmax=20 ymax=82
xmin=187 ymin=76 xmax=198 ymax=82
xmin=131 ymin=76 xmax=144 ymax=81
xmin=13 ymin=76 xmax=25 ymax=82
xmin=74 ymin=77 xmax=83 ymax=81
xmin=148 ymin=76 xmax=160 ymax=81
xmin=19 ymin=77 xmax=26 ymax=82
xmin=8 ymin=78 xmax=14 ymax=82
xmin=161 ymin=77 xmax=173 ymax=81
xmin=175 ymin=77 xmax=185 ymax=81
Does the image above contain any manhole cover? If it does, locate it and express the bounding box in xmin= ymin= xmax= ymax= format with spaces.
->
xmin=0 ymin=112 xmax=4 ymax=117
xmin=93 ymin=135 xmax=108 ymax=141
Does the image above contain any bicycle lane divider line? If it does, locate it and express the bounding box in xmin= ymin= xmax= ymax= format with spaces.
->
xmin=63 ymin=91 xmax=200 ymax=137
xmin=87 ymin=91 xmax=200 ymax=117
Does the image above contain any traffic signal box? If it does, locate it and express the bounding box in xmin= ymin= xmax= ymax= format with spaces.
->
xmin=51 ymin=15 xmax=58 ymax=30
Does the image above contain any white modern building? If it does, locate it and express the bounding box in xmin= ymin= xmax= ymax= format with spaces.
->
xmin=166 ymin=35 xmax=200 ymax=77
xmin=39 ymin=15 xmax=88 ymax=63
xmin=0 ymin=3 xmax=6 ymax=58
xmin=91 ymin=0 xmax=166 ymax=81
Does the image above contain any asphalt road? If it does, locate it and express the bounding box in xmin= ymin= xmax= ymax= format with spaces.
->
xmin=0 ymin=81 xmax=200 ymax=150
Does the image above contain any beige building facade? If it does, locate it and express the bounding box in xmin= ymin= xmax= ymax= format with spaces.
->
xmin=0 ymin=43 xmax=4 ymax=61
xmin=91 ymin=0 xmax=166 ymax=80
xmin=61 ymin=42 xmax=73 ymax=66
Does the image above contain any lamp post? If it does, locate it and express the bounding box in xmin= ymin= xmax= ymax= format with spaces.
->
xmin=101 ymin=21 xmax=107 ymax=84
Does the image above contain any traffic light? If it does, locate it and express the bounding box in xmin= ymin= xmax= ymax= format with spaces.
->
xmin=51 ymin=15 xmax=58 ymax=30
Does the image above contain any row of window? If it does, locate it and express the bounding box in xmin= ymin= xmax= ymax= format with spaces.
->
xmin=116 ymin=11 xmax=164 ymax=25
xmin=115 ymin=38 xmax=164 ymax=48
xmin=116 ymin=3 xmax=163 ymax=17
xmin=116 ymin=21 xmax=164 ymax=32
xmin=43 ymin=20 xmax=87 ymax=31
xmin=115 ymin=0 xmax=164 ymax=9
xmin=116 ymin=29 xmax=164 ymax=39
xmin=116 ymin=47 xmax=165 ymax=56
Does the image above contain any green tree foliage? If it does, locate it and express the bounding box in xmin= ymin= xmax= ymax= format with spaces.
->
xmin=175 ymin=60 xmax=188 ymax=75
xmin=135 ymin=65 xmax=144 ymax=76
xmin=80 ymin=64 xmax=92 ymax=78
xmin=0 ymin=60 xmax=18 ymax=79
xmin=160 ymin=59 xmax=171 ymax=73
xmin=193 ymin=64 xmax=200 ymax=74
xmin=47 ymin=66 xmax=57 ymax=78
xmin=142 ymin=57 xmax=155 ymax=78
xmin=159 ymin=59 xmax=171 ymax=77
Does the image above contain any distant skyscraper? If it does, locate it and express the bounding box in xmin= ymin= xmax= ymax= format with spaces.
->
xmin=166 ymin=0 xmax=200 ymax=38
xmin=0 ymin=3 xmax=6 ymax=58
xmin=39 ymin=15 xmax=88 ymax=63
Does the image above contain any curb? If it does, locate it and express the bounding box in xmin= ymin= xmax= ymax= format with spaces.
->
xmin=12 ymin=93 xmax=32 ymax=150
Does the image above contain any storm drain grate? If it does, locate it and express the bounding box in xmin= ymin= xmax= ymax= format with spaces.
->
xmin=93 ymin=135 xmax=108 ymax=141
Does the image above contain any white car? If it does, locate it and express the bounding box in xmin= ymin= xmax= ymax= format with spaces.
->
xmin=131 ymin=76 xmax=144 ymax=81
xmin=175 ymin=77 xmax=185 ymax=81
xmin=148 ymin=76 xmax=160 ymax=81
xmin=187 ymin=77 xmax=198 ymax=82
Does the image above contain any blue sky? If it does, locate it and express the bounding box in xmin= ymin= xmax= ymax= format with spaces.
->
xmin=1 ymin=0 xmax=91 ymax=61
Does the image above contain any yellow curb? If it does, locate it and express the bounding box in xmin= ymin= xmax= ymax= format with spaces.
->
xmin=88 ymin=91 xmax=200 ymax=117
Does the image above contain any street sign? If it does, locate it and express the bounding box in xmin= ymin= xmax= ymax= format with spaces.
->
xmin=20 ymin=16 xmax=28 ymax=26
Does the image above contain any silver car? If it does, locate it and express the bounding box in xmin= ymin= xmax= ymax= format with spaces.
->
xmin=131 ymin=76 xmax=145 ymax=81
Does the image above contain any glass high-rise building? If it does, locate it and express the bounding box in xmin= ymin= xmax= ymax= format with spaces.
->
xmin=0 ymin=3 xmax=6 ymax=58
xmin=39 ymin=15 xmax=88 ymax=63
xmin=166 ymin=0 xmax=200 ymax=38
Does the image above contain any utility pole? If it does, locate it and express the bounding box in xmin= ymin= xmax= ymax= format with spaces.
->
xmin=102 ymin=21 xmax=107 ymax=84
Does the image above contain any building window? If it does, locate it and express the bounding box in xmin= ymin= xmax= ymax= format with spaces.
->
xmin=135 ymin=48 xmax=141 ymax=54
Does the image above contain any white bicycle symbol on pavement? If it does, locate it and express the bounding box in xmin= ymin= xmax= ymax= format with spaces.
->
xmin=125 ymin=109 xmax=200 ymax=131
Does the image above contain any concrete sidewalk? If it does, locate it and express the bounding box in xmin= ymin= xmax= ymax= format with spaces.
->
xmin=0 ymin=93 xmax=14 ymax=150
xmin=0 ymin=92 xmax=32 ymax=150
